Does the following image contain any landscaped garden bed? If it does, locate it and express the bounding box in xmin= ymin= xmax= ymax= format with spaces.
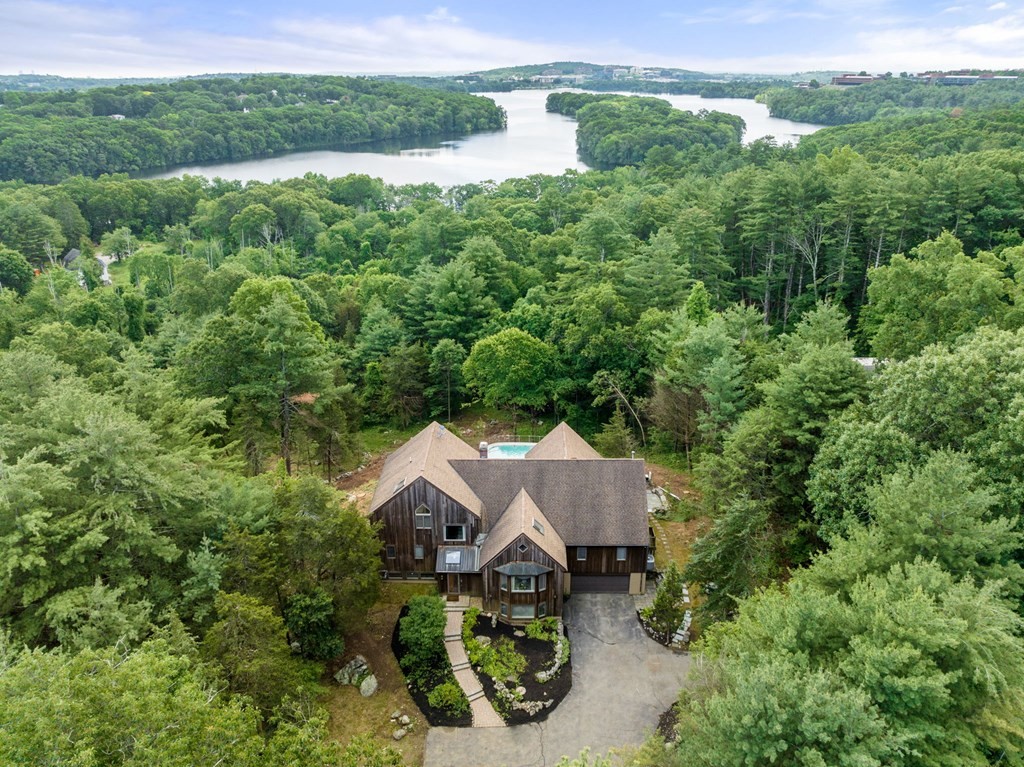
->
xmin=462 ymin=609 xmax=572 ymax=725
xmin=637 ymin=562 xmax=691 ymax=647
xmin=390 ymin=596 xmax=472 ymax=727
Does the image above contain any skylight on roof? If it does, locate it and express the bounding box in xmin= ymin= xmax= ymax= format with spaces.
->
xmin=532 ymin=518 xmax=545 ymax=535
xmin=445 ymin=550 xmax=462 ymax=565
xmin=393 ymin=478 xmax=406 ymax=493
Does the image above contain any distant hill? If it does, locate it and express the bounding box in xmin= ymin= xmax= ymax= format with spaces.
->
xmin=468 ymin=61 xmax=712 ymax=81
xmin=0 ymin=73 xmax=276 ymax=93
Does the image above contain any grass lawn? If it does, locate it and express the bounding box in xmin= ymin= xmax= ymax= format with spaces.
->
xmin=104 ymin=257 xmax=133 ymax=288
xmin=643 ymin=460 xmax=709 ymax=642
xmin=323 ymin=582 xmax=436 ymax=766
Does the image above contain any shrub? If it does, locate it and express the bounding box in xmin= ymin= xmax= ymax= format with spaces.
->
xmin=399 ymin=595 xmax=447 ymax=689
xmin=483 ymin=637 xmax=527 ymax=682
xmin=462 ymin=607 xmax=481 ymax=644
xmin=427 ymin=680 xmax=469 ymax=716
xmin=524 ymin=617 xmax=560 ymax=642
xmin=284 ymin=588 xmax=345 ymax=661
xmin=641 ymin=561 xmax=686 ymax=641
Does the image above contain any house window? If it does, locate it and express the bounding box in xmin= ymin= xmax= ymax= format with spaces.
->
xmin=415 ymin=505 xmax=431 ymax=530
xmin=444 ymin=525 xmax=466 ymax=542
xmin=538 ymin=573 xmax=547 ymax=592
xmin=517 ymin=543 xmax=529 ymax=554
xmin=386 ymin=545 xmax=396 ymax=559
xmin=616 ymin=546 xmax=627 ymax=562
xmin=538 ymin=601 xmax=547 ymax=618
xmin=512 ymin=575 xmax=534 ymax=593
xmin=414 ymin=544 xmax=424 ymax=560
xmin=500 ymin=602 xmax=508 ymax=617
xmin=511 ymin=604 xmax=534 ymax=619
xmin=577 ymin=547 xmax=587 ymax=561
xmin=500 ymin=574 xmax=508 ymax=592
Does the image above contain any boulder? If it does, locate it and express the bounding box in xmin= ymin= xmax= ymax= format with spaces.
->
xmin=359 ymin=674 xmax=379 ymax=697
xmin=335 ymin=655 xmax=370 ymax=686
xmin=399 ymin=714 xmax=411 ymax=726
xmin=392 ymin=728 xmax=407 ymax=741
xmin=475 ymin=635 xmax=492 ymax=647
xmin=390 ymin=710 xmax=402 ymax=721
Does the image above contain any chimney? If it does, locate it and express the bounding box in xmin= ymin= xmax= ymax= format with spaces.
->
xmin=479 ymin=441 xmax=489 ymax=459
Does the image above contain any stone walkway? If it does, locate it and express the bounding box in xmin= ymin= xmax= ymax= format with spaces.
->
xmin=443 ymin=606 xmax=505 ymax=728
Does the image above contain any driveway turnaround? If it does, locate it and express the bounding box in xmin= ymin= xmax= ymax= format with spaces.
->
xmin=423 ymin=593 xmax=691 ymax=767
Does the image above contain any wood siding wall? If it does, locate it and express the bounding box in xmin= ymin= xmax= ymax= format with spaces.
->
xmin=371 ymin=477 xmax=479 ymax=576
xmin=567 ymin=545 xmax=647 ymax=575
xmin=481 ymin=534 xmax=564 ymax=619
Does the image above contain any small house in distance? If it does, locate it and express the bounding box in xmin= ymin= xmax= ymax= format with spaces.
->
xmin=369 ymin=422 xmax=649 ymax=623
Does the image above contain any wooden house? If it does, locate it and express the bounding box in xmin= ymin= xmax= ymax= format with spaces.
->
xmin=369 ymin=422 xmax=649 ymax=623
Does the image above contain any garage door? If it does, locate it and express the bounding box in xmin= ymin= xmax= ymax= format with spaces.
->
xmin=571 ymin=575 xmax=630 ymax=593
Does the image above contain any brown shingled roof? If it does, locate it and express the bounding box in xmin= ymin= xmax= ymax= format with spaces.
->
xmin=480 ymin=489 xmax=567 ymax=569
xmin=368 ymin=422 xmax=482 ymax=515
xmin=526 ymin=422 xmax=602 ymax=460
xmin=450 ymin=459 xmax=648 ymax=546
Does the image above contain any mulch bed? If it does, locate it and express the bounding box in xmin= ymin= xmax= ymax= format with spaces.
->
xmin=467 ymin=615 xmax=573 ymax=726
xmin=658 ymin=702 xmax=680 ymax=742
xmin=390 ymin=605 xmax=472 ymax=728
xmin=637 ymin=610 xmax=674 ymax=646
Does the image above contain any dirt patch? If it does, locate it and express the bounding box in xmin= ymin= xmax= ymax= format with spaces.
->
xmin=467 ymin=616 xmax=573 ymax=726
xmin=336 ymin=453 xmax=386 ymax=517
xmin=646 ymin=463 xmax=698 ymax=502
xmin=322 ymin=583 xmax=434 ymax=766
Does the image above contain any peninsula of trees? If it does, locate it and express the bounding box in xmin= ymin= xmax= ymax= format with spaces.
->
xmin=546 ymin=92 xmax=744 ymax=167
xmin=0 ymin=74 xmax=506 ymax=184
xmin=762 ymin=75 xmax=1024 ymax=125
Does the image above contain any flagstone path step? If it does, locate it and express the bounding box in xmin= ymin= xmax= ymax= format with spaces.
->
xmin=440 ymin=607 xmax=506 ymax=728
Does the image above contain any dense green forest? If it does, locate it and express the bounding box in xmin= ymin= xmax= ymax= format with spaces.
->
xmin=0 ymin=75 xmax=505 ymax=183
xmin=3 ymin=86 xmax=1024 ymax=764
xmin=579 ymin=78 xmax=785 ymax=99
xmin=797 ymin=104 xmax=1024 ymax=160
xmin=762 ymin=76 xmax=1024 ymax=125
xmin=546 ymin=93 xmax=744 ymax=167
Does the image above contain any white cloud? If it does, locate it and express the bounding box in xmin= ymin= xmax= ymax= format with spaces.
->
xmin=0 ymin=1 xmax=620 ymax=77
xmin=425 ymin=7 xmax=460 ymax=24
xmin=2 ymin=0 xmax=1023 ymax=80
xmin=989 ymin=2 xmax=1010 ymax=9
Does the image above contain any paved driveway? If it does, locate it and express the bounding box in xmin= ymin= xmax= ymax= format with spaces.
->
xmin=423 ymin=593 xmax=690 ymax=767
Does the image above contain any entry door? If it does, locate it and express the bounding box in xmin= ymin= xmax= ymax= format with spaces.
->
xmin=447 ymin=574 xmax=461 ymax=594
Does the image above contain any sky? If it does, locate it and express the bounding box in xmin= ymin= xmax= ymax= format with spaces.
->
xmin=1 ymin=0 xmax=1022 ymax=78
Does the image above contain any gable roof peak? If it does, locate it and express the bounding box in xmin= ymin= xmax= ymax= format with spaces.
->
xmin=480 ymin=487 xmax=567 ymax=569
xmin=368 ymin=421 xmax=481 ymax=514
xmin=526 ymin=421 xmax=601 ymax=460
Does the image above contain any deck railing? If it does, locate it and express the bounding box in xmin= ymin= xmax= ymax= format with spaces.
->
xmin=487 ymin=434 xmax=545 ymax=444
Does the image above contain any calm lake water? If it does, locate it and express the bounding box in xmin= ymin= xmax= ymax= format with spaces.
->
xmin=144 ymin=90 xmax=823 ymax=186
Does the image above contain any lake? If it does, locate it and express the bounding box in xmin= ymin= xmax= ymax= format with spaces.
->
xmin=144 ymin=89 xmax=823 ymax=186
